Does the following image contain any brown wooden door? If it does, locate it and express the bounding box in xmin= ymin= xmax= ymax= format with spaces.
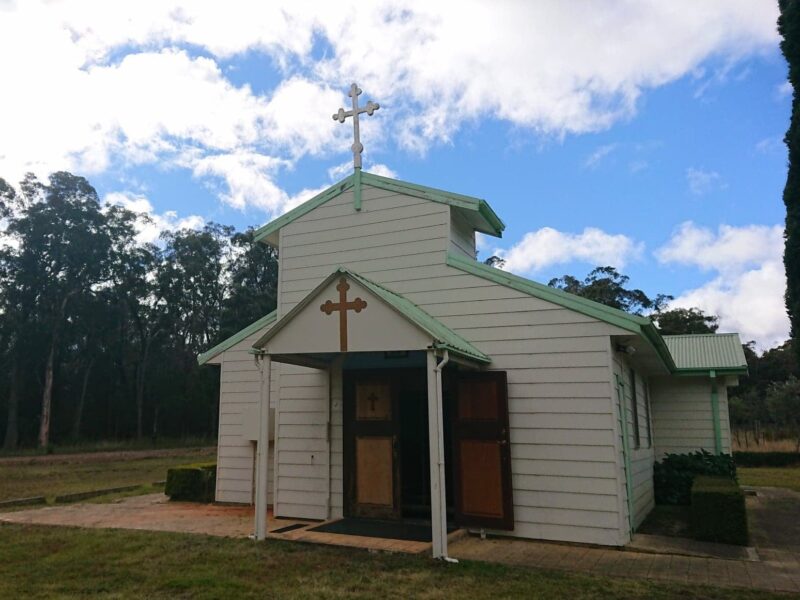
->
xmin=452 ymin=371 xmax=514 ymax=530
xmin=344 ymin=373 xmax=401 ymax=519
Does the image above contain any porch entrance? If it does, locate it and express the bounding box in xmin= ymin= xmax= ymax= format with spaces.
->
xmin=343 ymin=369 xmax=447 ymax=521
xmin=342 ymin=367 xmax=514 ymax=531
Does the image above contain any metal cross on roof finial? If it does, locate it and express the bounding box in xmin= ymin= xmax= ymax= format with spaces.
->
xmin=332 ymin=83 xmax=379 ymax=170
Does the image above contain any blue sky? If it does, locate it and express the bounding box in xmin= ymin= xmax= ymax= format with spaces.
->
xmin=0 ymin=1 xmax=788 ymax=348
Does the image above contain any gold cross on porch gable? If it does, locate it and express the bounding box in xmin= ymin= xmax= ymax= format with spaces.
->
xmin=320 ymin=277 xmax=367 ymax=351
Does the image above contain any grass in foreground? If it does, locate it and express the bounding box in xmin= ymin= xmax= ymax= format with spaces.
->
xmin=0 ymin=524 xmax=785 ymax=600
xmin=0 ymin=449 xmax=216 ymax=502
xmin=738 ymin=466 xmax=800 ymax=492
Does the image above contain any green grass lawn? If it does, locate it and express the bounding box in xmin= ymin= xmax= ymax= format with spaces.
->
xmin=738 ymin=466 xmax=800 ymax=492
xmin=0 ymin=437 xmax=216 ymax=458
xmin=0 ymin=524 xmax=786 ymax=600
xmin=0 ymin=448 xmax=216 ymax=502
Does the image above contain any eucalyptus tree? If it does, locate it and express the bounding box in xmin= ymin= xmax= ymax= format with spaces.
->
xmin=548 ymin=266 xmax=671 ymax=315
xmin=5 ymin=172 xmax=115 ymax=447
xmin=220 ymin=228 xmax=279 ymax=339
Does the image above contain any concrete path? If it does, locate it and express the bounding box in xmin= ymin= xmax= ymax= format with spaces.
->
xmin=0 ymin=493 xmax=253 ymax=537
xmin=449 ymin=487 xmax=800 ymax=594
xmin=0 ymin=493 xmax=430 ymax=553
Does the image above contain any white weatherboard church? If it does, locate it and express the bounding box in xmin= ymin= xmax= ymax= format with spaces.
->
xmin=199 ymin=84 xmax=747 ymax=558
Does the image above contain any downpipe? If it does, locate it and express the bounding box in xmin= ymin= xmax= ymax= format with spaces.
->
xmin=434 ymin=350 xmax=459 ymax=564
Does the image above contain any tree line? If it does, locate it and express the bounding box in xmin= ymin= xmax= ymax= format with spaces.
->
xmin=0 ymin=172 xmax=277 ymax=450
xmin=1 ymin=173 xmax=796 ymax=451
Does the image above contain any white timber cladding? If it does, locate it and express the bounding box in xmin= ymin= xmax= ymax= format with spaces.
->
xmin=215 ymin=328 xmax=277 ymax=505
xmin=650 ymin=376 xmax=732 ymax=458
xmin=612 ymin=352 xmax=655 ymax=531
xmin=449 ymin=209 xmax=477 ymax=259
xmin=273 ymin=183 xmax=632 ymax=545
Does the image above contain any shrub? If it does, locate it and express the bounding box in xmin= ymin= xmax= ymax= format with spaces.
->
xmin=653 ymin=450 xmax=736 ymax=505
xmin=690 ymin=476 xmax=748 ymax=546
xmin=733 ymin=451 xmax=800 ymax=468
xmin=165 ymin=462 xmax=217 ymax=502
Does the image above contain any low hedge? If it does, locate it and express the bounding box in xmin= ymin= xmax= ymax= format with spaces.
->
xmin=690 ymin=476 xmax=748 ymax=546
xmin=653 ymin=450 xmax=736 ymax=505
xmin=733 ymin=451 xmax=800 ymax=468
xmin=165 ymin=462 xmax=217 ymax=502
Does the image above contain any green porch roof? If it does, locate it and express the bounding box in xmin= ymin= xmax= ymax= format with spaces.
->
xmin=252 ymin=267 xmax=491 ymax=364
xmin=197 ymin=310 xmax=277 ymax=365
xmin=663 ymin=333 xmax=748 ymax=374
xmin=252 ymin=171 xmax=505 ymax=245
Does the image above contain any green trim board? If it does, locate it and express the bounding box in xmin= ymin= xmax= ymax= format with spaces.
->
xmin=252 ymin=171 xmax=505 ymax=245
xmin=252 ymin=266 xmax=491 ymax=364
xmin=197 ymin=310 xmax=277 ymax=365
xmin=445 ymin=252 xmax=678 ymax=372
xmin=710 ymin=379 xmax=723 ymax=455
xmin=445 ymin=252 xmax=750 ymax=376
xmin=360 ymin=172 xmax=505 ymax=236
xmin=615 ymin=374 xmax=635 ymax=534
xmin=252 ymin=176 xmax=355 ymax=245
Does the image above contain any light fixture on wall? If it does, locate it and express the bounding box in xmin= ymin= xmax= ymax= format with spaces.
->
xmin=615 ymin=344 xmax=637 ymax=355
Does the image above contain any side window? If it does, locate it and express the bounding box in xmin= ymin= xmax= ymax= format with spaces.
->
xmin=629 ymin=368 xmax=641 ymax=448
xmin=644 ymin=381 xmax=653 ymax=448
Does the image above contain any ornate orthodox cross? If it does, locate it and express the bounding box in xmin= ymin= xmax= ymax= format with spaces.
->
xmin=332 ymin=83 xmax=380 ymax=212
xmin=332 ymin=83 xmax=379 ymax=170
xmin=320 ymin=277 xmax=368 ymax=351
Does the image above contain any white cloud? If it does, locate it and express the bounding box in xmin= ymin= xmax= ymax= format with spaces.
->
xmin=104 ymin=191 xmax=204 ymax=244
xmin=0 ymin=1 xmax=780 ymax=215
xmin=655 ymin=221 xmax=782 ymax=274
xmin=656 ymin=222 xmax=788 ymax=349
xmin=756 ymin=134 xmax=784 ymax=154
xmin=776 ymin=80 xmax=793 ymax=99
xmin=583 ymin=144 xmax=618 ymax=169
xmin=364 ymin=163 xmax=398 ymax=179
xmin=188 ymin=152 xmax=291 ymax=212
xmin=686 ymin=167 xmax=723 ymax=196
xmin=496 ymin=226 xmax=644 ymax=275
xmin=327 ymin=161 xmax=397 ymax=181
xmin=629 ymin=159 xmax=649 ymax=173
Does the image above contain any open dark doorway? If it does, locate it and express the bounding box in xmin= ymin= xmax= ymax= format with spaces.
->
xmin=343 ymin=368 xmax=455 ymax=523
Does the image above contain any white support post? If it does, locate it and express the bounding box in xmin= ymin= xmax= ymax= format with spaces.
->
xmin=254 ymin=354 xmax=272 ymax=541
xmin=426 ymin=349 xmax=449 ymax=559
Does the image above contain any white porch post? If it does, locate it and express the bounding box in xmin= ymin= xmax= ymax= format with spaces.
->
xmin=254 ymin=354 xmax=272 ymax=541
xmin=426 ymin=349 xmax=448 ymax=559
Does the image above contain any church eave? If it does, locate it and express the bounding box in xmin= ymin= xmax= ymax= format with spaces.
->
xmin=251 ymin=172 xmax=505 ymax=246
xmin=445 ymin=252 xmax=678 ymax=372
xmin=197 ymin=310 xmax=278 ymax=365
xmin=252 ymin=266 xmax=491 ymax=365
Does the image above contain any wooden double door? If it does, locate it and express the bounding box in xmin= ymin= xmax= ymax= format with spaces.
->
xmin=343 ymin=369 xmax=514 ymax=530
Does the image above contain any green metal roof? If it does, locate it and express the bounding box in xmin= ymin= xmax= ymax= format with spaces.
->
xmin=663 ymin=333 xmax=748 ymax=374
xmin=253 ymin=267 xmax=491 ymax=364
xmin=252 ymin=171 xmax=505 ymax=245
xmin=445 ymin=252 xmax=677 ymax=372
xmin=197 ymin=310 xmax=277 ymax=365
